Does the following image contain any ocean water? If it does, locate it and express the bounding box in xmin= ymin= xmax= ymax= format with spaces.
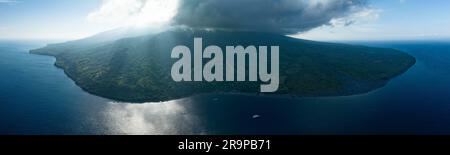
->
xmin=0 ymin=40 xmax=450 ymax=135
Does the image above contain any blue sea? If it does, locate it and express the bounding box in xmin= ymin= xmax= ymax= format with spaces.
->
xmin=1 ymin=40 xmax=450 ymax=135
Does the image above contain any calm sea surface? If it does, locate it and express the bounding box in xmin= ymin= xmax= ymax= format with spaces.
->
xmin=1 ymin=40 xmax=450 ymax=135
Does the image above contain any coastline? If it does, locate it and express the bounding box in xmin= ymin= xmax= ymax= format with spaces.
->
xmin=30 ymin=50 xmax=416 ymax=103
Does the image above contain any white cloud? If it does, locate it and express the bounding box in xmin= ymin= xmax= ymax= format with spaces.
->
xmin=293 ymin=6 xmax=382 ymax=41
xmin=87 ymin=0 xmax=178 ymax=28
xmin=329 ymin=7 xmax=381 ymax=27
xmin=0 ymin=0 xmax=20 ymax=5
xmin=87 ymin=0 xmax=371 ymax=35
xmin=85 ymin=0 xmax=382 ymax=40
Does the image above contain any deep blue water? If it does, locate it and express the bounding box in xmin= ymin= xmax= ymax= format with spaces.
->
xmin=1 ymin=40 xmax=450 ymax=135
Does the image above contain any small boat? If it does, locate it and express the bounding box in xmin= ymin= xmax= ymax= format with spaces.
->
xmin=252 ymin=115 xmax=261 ymax=119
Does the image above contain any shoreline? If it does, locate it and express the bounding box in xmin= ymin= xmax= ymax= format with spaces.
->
xmin=29 ymin=51 xmax=416 ymax=104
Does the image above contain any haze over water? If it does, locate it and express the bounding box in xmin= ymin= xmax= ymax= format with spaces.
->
xmin=1 ymin=40 xmax=450 ymax=135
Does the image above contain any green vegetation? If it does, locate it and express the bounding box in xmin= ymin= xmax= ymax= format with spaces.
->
xmin=30 ymin=29 xmax=416 ymax=102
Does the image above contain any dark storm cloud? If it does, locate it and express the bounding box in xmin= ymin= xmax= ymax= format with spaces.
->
xmin=173 ymin=0 xmax=369 ymax=34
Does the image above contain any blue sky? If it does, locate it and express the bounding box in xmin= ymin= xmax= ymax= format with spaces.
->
xmin=298 ymin=0 xmax=450 ymax=40
xmin=1 ymin=0 xmax=449 ymax=41
xmin=0 ymin=0 xmax=104 ymax=40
